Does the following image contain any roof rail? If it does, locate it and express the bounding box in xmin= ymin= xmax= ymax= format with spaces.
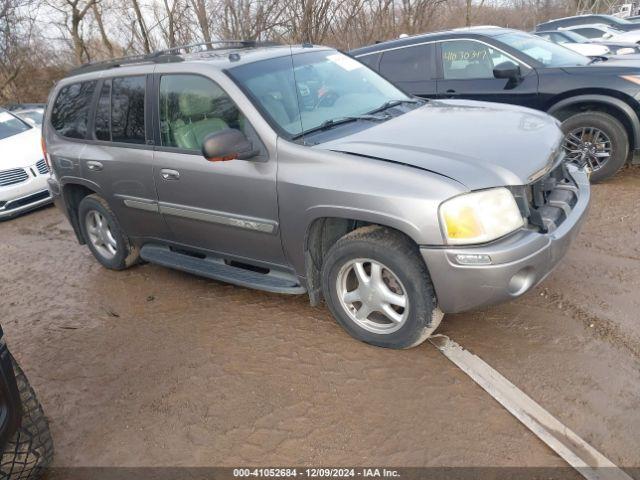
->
xmin=67 ymin=40 xmax=278 ymax=77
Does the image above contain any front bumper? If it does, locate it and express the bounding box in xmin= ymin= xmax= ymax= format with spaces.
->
xmin=421 ymin=165 xmax=590 ymax=314
xmin=0 ymin=173 xmax=52 ymax=220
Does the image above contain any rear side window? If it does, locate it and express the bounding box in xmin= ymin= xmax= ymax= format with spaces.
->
xmin=112 ymin=77 xmax=146 ymax=144
xmin=380 ymin=45 xmax=433 ymax=82
xmin=93 ymin=76 xmax=146 ymax=144
xmin=571 ymin=28 xmax=604 ymax=38
xmin=51 ymin=81 xmax=97 ymax=139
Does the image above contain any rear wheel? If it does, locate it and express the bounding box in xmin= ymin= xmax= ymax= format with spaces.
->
xmin=78 ymin=194 xmax=139 ymax=270
xmin=0 ymin=357 xmax=53 ymax=480
xmin=321 ymin=226 xmax=443 ymax=349
xmin=560 ymin=111 xmax=628 ymax=183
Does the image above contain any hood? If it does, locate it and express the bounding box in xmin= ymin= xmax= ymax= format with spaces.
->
xmin=316 ymin=100 xmax=563 ymax=190
xmin=0 ymin=128 xmax=43 ymax=169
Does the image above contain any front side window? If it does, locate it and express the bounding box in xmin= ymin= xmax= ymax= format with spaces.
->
xmin=380 ymin=44 xmax=433 ymax=82
xmin=159 ymin=74 xmax=245 ymax=150
xmin=51 ymin=81 xmax=97 ymax=139
xmin=441 ymin=40 xmax=512 ymax=80
xmin=497 ymin=31 xmax=590 ymax=66
xmin=0 ymin=110 xmax=31 ymax=141
xmin=228 ymin=50 xmax=411 ymax=138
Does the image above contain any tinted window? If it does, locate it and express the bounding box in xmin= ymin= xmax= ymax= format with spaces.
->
xmin=51 ymin=81 xmax=97 ymax=139
xmin=111 ymin=76 xmax=145 ymax=144
xmin=357 ymin=53 xmax=380 ymax=69
xmin=380 ymin=45 xmax=433 ymax=82
xmin=94 ymin=80 xmax=111 ymax=141
xmin=571 ymin=28 xmax=605 ymax=38
xmin=159 ymin=75 xmax=246 ymax=150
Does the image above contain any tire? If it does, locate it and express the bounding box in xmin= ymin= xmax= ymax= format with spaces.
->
xmin=560 ymin=111 xmax=628 ymax=183
xmin=321 ymin=225 xmax=443 ymax=349
xmin=78 ymin=194 xmax=139 ymax=270
xmin=0 ymin=357 xmax=53 ymax=480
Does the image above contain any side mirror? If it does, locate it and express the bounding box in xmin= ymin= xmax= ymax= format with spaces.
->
xmin=493 ymin=61 xmax=521 ymax=80
xmin=201 ymin=128 xmax=259 ymax=162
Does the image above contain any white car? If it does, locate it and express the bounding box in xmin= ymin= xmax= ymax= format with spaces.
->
xmin=13 ymin=108 xmax=45 ymax=127
xmin=561 ymin=42 xmax=610 ymax=56
xmin=560 ymin=23 xmax=640 ymax=43
xmin=0 ymin=109 xmax=51 ymax=219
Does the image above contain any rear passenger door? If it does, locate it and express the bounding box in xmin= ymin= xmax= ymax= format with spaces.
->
xmin=81 ymin=72 xmax=169 ymax=240
xmin=357 ymin=44 xmax=438 ymax=98
xmin=150 ymin=69 xmax=285 ymax=267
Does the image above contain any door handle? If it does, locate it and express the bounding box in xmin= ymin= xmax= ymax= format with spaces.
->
xmin=87 ymin=161 xmax=103 ymax=171
xmin=445 ymin=89 xmax=458 ymax=98
xmin=160 ymin=169 xmax=180 ymax=180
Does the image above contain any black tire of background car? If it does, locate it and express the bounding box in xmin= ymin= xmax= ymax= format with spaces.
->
xmin=561 ymin=111 xmax=629 ymax=183
xmin=0 ymin=357 xmax=53 ymax=480
xmin=321 ymin=225 xmax=440 ymax=349
xmin=78 ymin=194 xmax=140 ymax=270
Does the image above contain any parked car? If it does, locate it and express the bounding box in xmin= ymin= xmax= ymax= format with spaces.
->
xmin=559 ymin=23 xmax=640 ymax=43
xmin=44 ymin=42 xmax=590 ymax=349
xmin=0 ymin=326 xmax=53 ymax=478
xmin=351 ymin=27 xmax=640 ymax=182
xmin=534 ymin=29 xmax=639 ymax=55
xmin=4 ymin=103 xmax=46 ymax=112
xmin=13 ymin=107 xmax=45 ymax=127
xmin=536 ymin=14 xmax=640 ymax=32
xmin=0 ymin=109 xmax=52 ymax=219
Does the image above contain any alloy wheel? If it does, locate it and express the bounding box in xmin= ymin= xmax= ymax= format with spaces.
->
xmin=336 ymin=258 xmax=409 ymax=334
xmin=85 ymin=210 xmax=117 ymax=260
xmin=563 ymin=126 xmax=612 ymax=172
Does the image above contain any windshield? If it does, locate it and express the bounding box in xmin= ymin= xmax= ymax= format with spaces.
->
xmin=228 ymin=50 xmax=411 ymax=139
xmin=0 ymin=110 xmax=31 ymax=141
xmin=498 ymin=32 xmax=590 ymax=67
xmin=16 ymin=110 xmax=44 ymax=125
xmin=562 ymin=31 xmax=590 ymax=42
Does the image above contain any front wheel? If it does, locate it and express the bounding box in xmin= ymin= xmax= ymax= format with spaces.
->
xmin=321 ymin=226 xmax=443 ymax=349
xmin=560 ymin=111 xmax=628 ymax=183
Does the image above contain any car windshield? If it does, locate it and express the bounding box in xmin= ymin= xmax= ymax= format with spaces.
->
xmin=228 ymin=50 xmax=412 ymax=139
xmin=498 ymin=32 xmax=590 ymax=67
xmin=0 ymin=110 xmax=31 ymax=141
xmin=561 ymin=31 xmax=590 ymax=42
xmin=16 ymin=110 xmax=44 ymax=125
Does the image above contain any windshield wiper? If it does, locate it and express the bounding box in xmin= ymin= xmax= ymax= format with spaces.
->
xmin=366 ymin=98 xmax=422 ymax=115
xmin=588 ymin=56 xmax=608 ymax=64
xmin=292 ymin=114 xmax=389 ymax=139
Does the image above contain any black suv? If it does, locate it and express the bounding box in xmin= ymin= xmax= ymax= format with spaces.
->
xmin=535 ymin=14 xmax=640 ymax=32
xmin=351 ymin=27 xmax=640 ymax=182
xmin=0 ymin=327 xmax=53 ymax=478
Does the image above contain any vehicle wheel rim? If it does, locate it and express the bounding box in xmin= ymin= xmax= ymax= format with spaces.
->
xmin=85 ymin=210 xmax=117 ymax=260
xmin=563 ymin=126 xmax=612 ymax=172
xmin=336 ymin=258 xmax=409 ymax=334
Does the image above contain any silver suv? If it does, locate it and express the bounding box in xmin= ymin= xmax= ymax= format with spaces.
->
xmin=44 ymin=42 xmax=590 ymax=349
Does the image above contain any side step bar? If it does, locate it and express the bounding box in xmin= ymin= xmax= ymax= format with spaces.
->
xmin=140 ymin=244 xmax=306 ymax=295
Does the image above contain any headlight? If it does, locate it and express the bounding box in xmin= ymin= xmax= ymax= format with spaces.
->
xmin=439 ymin=188 xmax=524 ymax=245
xmin=616 ymin=47 xmax=635 ymax=55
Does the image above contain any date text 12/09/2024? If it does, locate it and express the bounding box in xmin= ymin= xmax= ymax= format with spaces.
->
xmin=233 ymin=468 xmax=400 ymax=478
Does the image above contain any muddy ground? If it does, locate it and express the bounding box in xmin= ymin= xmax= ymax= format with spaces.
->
xmin=1 ymin=166 xmax=639 ymax=470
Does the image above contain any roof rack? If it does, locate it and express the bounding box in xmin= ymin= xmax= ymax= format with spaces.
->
xmin=67 ymin=40 xmax=278 ymax=77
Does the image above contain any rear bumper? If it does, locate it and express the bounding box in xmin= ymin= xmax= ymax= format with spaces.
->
xmin=421 ymin=165 xmax=590 ymax=314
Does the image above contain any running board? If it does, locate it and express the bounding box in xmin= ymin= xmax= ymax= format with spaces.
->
xmin=140 ymin=244 xmax=306 ymax=295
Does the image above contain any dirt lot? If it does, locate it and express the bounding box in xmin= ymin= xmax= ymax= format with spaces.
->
xmin=1 ymin=166 xmax=639 ymax=470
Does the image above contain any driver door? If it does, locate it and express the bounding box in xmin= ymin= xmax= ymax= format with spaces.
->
xmin=152 ymin=70 xmax=285 ymax=266
xmin=436 ymin=39 xmax=539 ymax=108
